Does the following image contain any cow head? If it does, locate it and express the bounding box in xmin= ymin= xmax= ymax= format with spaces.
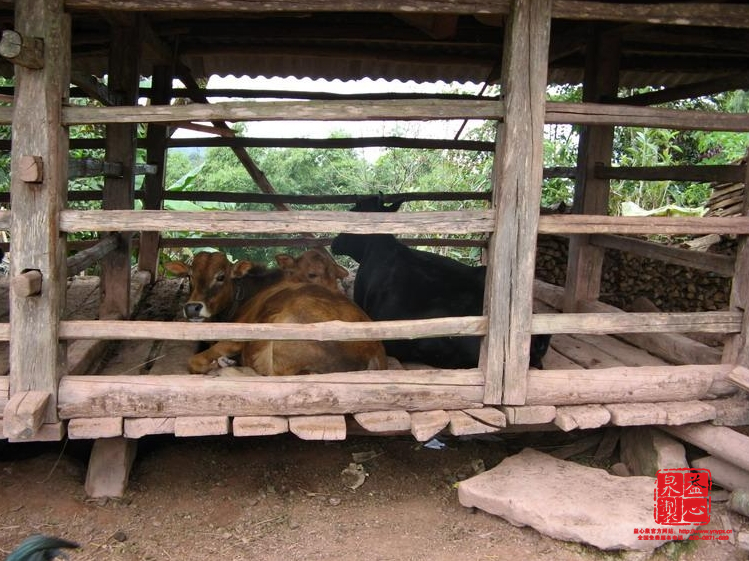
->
xmin=351 ymin=193 xmax=405 ymax=213
xmin=164 ymin=251 xmax=252 ymax=321
xmin=275 ymin=248 xmax=348 ymax=293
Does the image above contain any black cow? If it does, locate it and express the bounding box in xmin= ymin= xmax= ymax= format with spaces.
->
xmin=330 ymin=195 xmax=550 ymax=369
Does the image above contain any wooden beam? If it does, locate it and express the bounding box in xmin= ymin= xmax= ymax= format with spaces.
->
xmin=588 ymin=234 xmax=735 ymax=277
xmin=619 ymin=73 xmax=749 ymax=107
xmin=663 ymin=424 xmax=749 ymax=473
xmin=9 ymin=0 xmax=70 ymax=425
xmin=84 ymin=437 xmax=137 ymax=498
xmin=410 ymin=410 xmax=450 ymax=441
xmin=482 ymin=0 xmax=551 ymax=405
xmin=233 ymin=416 xmax=289 ymax=437
xmin=61 ymin=1 xmax=749 ymax=29
xmin=174 ymin=416 xmax=230 ymax=437
xmin=68 ymin=417 xmax=123 ymax=439
xmin=2 ymin=391 xmax=50 ymax=439
xmin=59 ymin=99 xmax=749 ymax=132
xmin=594 ymin=164 xmax=745 ymax=184
xmin=353 ymin=410 xmax=412 ymax=433
xmin=138 ymin=64 xmax=171 ymax=280
xmin=59 ymin=209 xmax=496 ymax=235
xmin=99 ymin=16 xmax=139 ymax=321
xmin=538 ymin=215 xmax=749 ymax=236
xmin=58 ymin=371 xmax=486 ymax=418
xmin=564 ymin=28 xmax=620 ymax=313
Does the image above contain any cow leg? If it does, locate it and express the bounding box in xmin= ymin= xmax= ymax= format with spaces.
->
xmin=188 ymin=341 xmax=243 ymax=374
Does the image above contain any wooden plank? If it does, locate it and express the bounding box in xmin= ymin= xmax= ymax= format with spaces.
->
xmin=538 ymin=346 xmax=582 ymax=370
xmin=9 ymin=0 xmax=70 ymax=424
xmin=66 ymin=339 xmax=109 ymax=376
xmin=572 ymin=334 xmax=670 ymax=366
xmin=60 ymin=209 xmax=495 ymax=235
xmin=554 ymin=405 xmax=611 ymax=431
xmin=123 ymin=417 xmax=175 ymax=438
xmin=566 ymin=291 xmax=723 ymax=365
xmin=410 ymin=410 xmax=450 ymax=441
xmin=2 ymin=390 xmax=50 ymax=439
xmin=550 ymin=334 xmax=623 ymax=369
xmin=174 ymin=416 xmax=230 ymax=437
xmin=594 ymin=165 xmax=745 ymax=185
xmin=526 ymin=364 xmax=728 ymax=406
xmin=447 ymin=410 xmax=500 ymax=436
xmin=233 ymin=416 xmax=289 ymax=437
xmin=84 ymin=437 xmax=137 ymax=498
xmin=353 ymin=410 xmax=411 ymax=433
xmin=500 ymin=405 xmax=556 ymax=425
xmin=461 ymin=407 xmax=506 ymax=429
xmin=99 ymin=17 xmax=138 ymax=321
xmin=288 ymin=415 xmax=346 ymax=440
xmin=540 ymin=215 xmax=749 ymax=236
xmin=482 ymin=0 xmax=551 ymax=405
xmin=8 ymin=422 xmax=64 ymax=443
xmin=58 ymin=0 xmax=749 ymax=29
xmin=60 ymin=371 xmax=484 ymax=418
xmin=68 ymin=417 xmax=123 ymax=439
xmin=58 ymin=317 xmax=486 ymax=342
xmin=662 ymin=424 xmax=749 ymax=473
xmin=589 ymin=233 xmax=735 ymax=277
xmin=606 ymin=403 xmax=668 ymax=426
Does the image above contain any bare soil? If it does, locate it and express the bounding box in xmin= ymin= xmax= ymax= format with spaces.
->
xmin=0 ymin=432 xmax=745 ymax=561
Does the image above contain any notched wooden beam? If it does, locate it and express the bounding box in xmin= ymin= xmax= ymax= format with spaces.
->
xmin=2 ymin=390 xmax=51 ymax=439
xmin=0 ymin=30 xmax=43 ymax=69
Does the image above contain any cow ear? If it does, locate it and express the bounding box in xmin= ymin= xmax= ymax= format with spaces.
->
xmin=275 ymin=254 xmax=294 ymax=269
xmin=232 ymin=260 xmax=253 ymax=278
xmin=163 ymin=261 xmax=190 ymax=277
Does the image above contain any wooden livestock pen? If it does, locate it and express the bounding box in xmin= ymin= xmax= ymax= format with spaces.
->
xmin=2 ymin=0 xmax=749 ymax=496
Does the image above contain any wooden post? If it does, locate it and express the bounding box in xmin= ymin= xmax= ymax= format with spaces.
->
xmin=138 ymin=64 xmax=171 ymax=280
xmin=563 ymin=30 xmax=621 ymax=312
xmin=9 ymin=0 xmax=70 ymax=426
xmin=481 ymin=0 xmax=551 ymax=405
xmin=726 ymin=149 xmax=749 ymax=376
xmin=99 ymin=18 xmax=139 ymax=319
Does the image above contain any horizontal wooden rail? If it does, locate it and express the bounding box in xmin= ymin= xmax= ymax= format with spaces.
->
xmin=58 ymin=210 xmax=749 ymax=236
xmin=58 ymin=371 xmax=486 ymax=418
xmin=538 ymin=215 xmax=749 ymax=235
xmin=59 ymin=210 xmax=496 ymax=234
xmin=62 ymin=1 xmax=749 ymax=29
xmin=532 ymin=311 xmax=741 ymax=335
xmin=58 ymin=317 xmax=487 ymax=342
xmin=53 ymin=100 xmax=749 ymax=133
xmin=594 ymin=164 xmax=746 ymax=184
xmin=588 ymin=234 xmax=735 ymax=277
xmin=157 ymin=236 xmax=487 ymax=249
xmin=56 ymin=363 xmax=731 ymax=419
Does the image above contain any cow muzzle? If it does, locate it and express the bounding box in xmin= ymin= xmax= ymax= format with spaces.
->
xmin=184 ymin=301 xmax=210 ymax=321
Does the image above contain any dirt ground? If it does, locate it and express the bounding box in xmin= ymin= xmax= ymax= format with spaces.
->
xmin=0 ymin=431 xmax=746 ymax=561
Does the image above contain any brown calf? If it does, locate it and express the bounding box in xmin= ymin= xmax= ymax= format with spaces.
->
xmin=165 ymin=251 xmax=387 ymax=376
xmin=275 ymin=247 xmax=349 ymax=293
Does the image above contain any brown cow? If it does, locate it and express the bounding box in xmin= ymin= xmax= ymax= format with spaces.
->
xmin=165 ymin=251 xmax=387 ymax=376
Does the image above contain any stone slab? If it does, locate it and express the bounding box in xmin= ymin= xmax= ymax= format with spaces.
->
xmin=458 ymin=448 xmax=693 ymax=551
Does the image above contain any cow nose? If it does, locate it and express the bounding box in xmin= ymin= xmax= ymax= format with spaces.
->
xmin=184 ymin=302 xmax=204 ymax=319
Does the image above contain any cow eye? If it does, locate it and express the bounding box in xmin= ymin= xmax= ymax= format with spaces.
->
xmin=308 ymin=273 xmax=318 ymax=279
xmin=216 ymin=272 xmax=225 ymax=283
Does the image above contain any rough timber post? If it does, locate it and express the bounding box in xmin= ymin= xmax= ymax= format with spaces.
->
xmin=99 ymin=17 xmax=139 ymax=319
xmin=563 ymin=30 xmax=621 ymax=312
xmin=7 ymin=0 xmax=70 ymax=429
xmin=726 ymin=150 xmax=749 ymax=373
xmin=481 ymin=0 xmax=551 ymax=405
xmin=137 ymin=64 xmax=171 ymax=281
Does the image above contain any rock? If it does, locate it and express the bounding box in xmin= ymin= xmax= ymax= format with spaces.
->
xmin=458 ymin=448 xmax=690 ymax=552
xmin=620 ymin=427 xmax=687 ymax=477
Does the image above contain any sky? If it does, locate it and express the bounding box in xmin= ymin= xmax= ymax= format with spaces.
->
xmin=172 ymin=75 xmax=488 ymax=160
